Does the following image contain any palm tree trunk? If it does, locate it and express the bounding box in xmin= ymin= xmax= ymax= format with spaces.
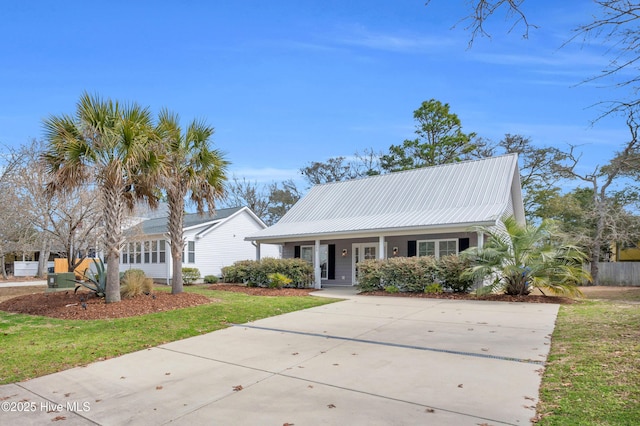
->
xmin=103 ymin=183 xmax=124 ymax=303
xmin=168 ymin=193 xmax=185 ymax=294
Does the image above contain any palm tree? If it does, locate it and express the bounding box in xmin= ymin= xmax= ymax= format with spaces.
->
xmin=463 ymin=216 xmax=591 ymax=296
xmin=156 ymin=109 xmax=228 ymax=294
xmin=42 ymin=93 xmax=159 ymax=303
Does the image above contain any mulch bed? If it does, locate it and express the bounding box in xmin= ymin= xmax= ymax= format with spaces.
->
xmin=0 ymin=290 xmax=213 ymax=320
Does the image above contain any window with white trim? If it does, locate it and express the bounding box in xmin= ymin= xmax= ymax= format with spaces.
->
xmin=188 ymin=241 xmax=195 ymax=263
xmin=417 ymin=239 xmax=458 ymax=259
xmin=159 ymin=240 xmax=166 ymax=263
xmin=144 ymin=241 xmax=150 ymax=263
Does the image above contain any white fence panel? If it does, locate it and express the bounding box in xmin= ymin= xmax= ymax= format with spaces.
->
xmin=13 ymin=261 xmax=55 ymax=277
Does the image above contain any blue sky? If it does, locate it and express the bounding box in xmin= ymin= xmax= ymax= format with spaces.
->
xmin=0 ymin=1 xmax=628 ymax=188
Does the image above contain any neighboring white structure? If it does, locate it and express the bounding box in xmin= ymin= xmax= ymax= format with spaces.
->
xmin=247 ymin=154 xmax=525 ymax=289
xmin=121 ymin=206 xmax=279 ymax=283
xmin=13 ymin=261 xmax=55 ymax=277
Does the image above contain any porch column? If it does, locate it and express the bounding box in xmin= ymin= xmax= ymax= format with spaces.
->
xmin=379 ymin=236 xmax=385 ymax=259
xmin=314 ymin=239 xmax=322 ymax=289
xmin=477 ymin=231 xmax=484 ymax=249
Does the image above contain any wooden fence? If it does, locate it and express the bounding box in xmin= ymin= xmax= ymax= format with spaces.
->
xmin=588 ymin=262 xmax=640 ymax=286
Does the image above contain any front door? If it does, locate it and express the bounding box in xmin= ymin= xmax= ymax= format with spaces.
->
xmin=352 ymin=243 xmax=380 ymax=285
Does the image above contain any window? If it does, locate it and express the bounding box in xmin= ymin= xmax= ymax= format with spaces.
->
xmin=159 ymin=240 xmax=166 ymax=263
xmin=122 ymin=246 xmax=128 ymax=264
xmin=417 ymin=239 xmax=458 ymax=259
xmin=144 ymin=241 xmax=150 ymax=263
xmin=152 ymin=240 xmax=158 ymax=263
xmin=438 ymin=240 xmax=457 ymax=257
xmin=128 ymin=242 xmax=135 ymax=264
xmin=188 ymin=241 xmax=195 ymax=263
xmin=135 ymin=242 xmax=142 ymax=264
xmin=418 ymin=241 xmax=435 ymax=257
xmin=301 ymin=245 xmax=328 ymax=280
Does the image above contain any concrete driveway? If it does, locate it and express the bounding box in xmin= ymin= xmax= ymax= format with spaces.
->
xmin=1 ymin=287 xmax=558 ymax=425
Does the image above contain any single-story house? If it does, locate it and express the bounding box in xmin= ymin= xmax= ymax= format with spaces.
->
xmin=246 ymin=154 xmax=525 ymax=289
xmin=121 ymin=206 xmax=279 ymax=283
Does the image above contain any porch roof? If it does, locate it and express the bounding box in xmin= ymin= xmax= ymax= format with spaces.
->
xmin=247 ymin=154 xmax=524 ymax=243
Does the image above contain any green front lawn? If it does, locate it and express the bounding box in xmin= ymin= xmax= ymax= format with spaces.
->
xmin=0 ymin=287 xmax=337 ymax=384
xmin=536 ymin=296 xmax=640 ymax=424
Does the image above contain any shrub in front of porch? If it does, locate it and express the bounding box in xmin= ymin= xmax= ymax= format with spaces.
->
xmin=221 ymin=258 xmax=313 ymax=288
xmin=356 ymin=256 xmax=439 ymax=292
xmin=438 ymin=255 xmax=475 ymax=293
xmin=356 ymin=255 xmax=473 ymax=293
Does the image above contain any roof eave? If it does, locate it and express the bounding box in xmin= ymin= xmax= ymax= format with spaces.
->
xmin=246 ymin=220 xmax=499 ymax=244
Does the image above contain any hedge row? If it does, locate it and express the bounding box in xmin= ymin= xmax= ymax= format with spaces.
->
xmin=221 ymin=258 xmax=314 ymax=288
xmin=357 ymin=255 xmax=475 ymax=293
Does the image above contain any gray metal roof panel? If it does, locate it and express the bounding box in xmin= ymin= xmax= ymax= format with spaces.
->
xmin=130 ymin=206 xmax=245 ymax=235
xmin=249 ymin=154 xmax=520 ymax=240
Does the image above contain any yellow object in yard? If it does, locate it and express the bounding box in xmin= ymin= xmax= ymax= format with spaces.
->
xmin=53 ymin=258 xmax=100 ymax=278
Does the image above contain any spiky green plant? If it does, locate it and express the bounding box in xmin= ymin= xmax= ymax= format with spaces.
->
xmin=463 ymin=216 xmax=591 ymax=296
xmin=74 ymin=258 xmax=107 ymax=298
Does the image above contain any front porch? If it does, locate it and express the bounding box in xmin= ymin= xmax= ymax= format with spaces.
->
xmin=254 ymin=231 xmax=483 ymax=289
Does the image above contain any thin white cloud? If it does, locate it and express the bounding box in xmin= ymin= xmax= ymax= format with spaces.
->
xmin=229 ymin=167 xmax=301 ymax=184
xmin=336 ymin=29 xmax=454 ymax=52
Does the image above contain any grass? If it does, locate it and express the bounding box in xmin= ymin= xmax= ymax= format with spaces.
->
xmin=0 ymin=286 xmax=337 ymax=384
xmin=536 ymin=289 xmax=640 ymax=425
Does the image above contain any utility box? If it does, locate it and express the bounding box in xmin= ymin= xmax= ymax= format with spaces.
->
xmin=46 ymin=272 xmax=77 ymax=292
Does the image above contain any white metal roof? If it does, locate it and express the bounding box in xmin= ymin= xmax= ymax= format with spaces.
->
xmin=248 ymin=154 xmax=524 ymax=242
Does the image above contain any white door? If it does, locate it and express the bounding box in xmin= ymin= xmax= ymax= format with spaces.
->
xmin=352 ymin=243 xmax=381 ymax=285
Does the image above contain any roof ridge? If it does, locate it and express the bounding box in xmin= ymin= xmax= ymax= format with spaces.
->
xmin=311 ymin=153 xmax=518 ymax=188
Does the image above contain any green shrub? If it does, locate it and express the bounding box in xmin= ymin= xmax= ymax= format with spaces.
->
xmin=222 ymin=258 xmax=313 ymax=288
xmin=384 ymin=285 xmax=400 ymax=294
xmin=438 ymin=255 xmax=474 ymax=293
xmin=203 ymin=275 xmax=219 ymax=284
xmin=355 ymin=259 xmax=384 ymax=292
xmin=182 ymin=267 xmax=201 ymax=285
xmin=357 ymin=256 xmax=438 ymax=293
xmin=267 ymin=272 xmax=292 ymax=289
xmin=221 ymin=260 xmax=255 ymax=284
xmin=424 ymin=283 xmax=443 ymax=294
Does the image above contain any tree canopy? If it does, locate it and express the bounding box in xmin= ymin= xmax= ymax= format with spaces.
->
xmin=380 ymin=99 xmax=478 ymax=172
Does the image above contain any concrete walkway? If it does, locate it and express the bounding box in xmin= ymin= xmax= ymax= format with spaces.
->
xmin=0 ymin=287 xmax=559 ymax=425
xmin=0 ymin=280 xmax=47 ymax=288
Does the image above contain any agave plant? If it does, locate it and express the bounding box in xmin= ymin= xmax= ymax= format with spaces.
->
xmin=74 ymin=258 xmax=107 ymax=298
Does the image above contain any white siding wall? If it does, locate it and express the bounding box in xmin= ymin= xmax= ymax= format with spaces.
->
xmin=193 ymin=212 xmax=279 ymax=277
xmin=119 ymin=210 xmax=279 ymax=282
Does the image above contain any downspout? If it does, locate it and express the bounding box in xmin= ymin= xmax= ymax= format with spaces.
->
xmin=251 ymin=241 xmax=261 ymax=261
